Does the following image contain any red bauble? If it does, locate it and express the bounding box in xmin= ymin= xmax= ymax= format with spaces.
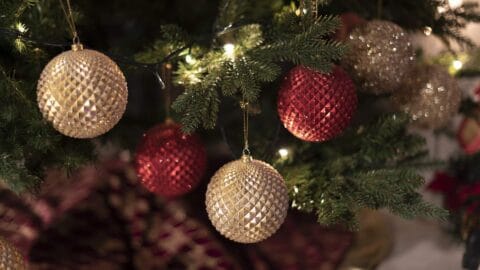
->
xmin=135 ymin=122 xmax=207 ymax=197
xmin=277 ymin=66 xmax=357 ymax=142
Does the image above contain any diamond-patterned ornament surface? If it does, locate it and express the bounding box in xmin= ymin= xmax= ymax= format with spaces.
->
xmin=135 ymin=122 xmax=207 ymax=197
xmin=37 ymin=44 xmax=128 ymax=139
xmin=0 ymin=237 xmax=26 ymax=270
xmin=343 ymin=20 xmax=415 ymax=94
xmin=206 ymin=156 xmax=289 ymax=244
xmin=392 ymin=65 xmax=461 ymax=129
xmin=277 ymin=66 xmax=357 ymax=142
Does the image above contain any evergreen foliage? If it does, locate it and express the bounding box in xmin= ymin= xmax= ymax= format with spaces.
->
xmin=276 ymin=114 xmax=447 ymax=229
xmin=0 ymin=0 xmax=478 ymax=226
xmin=137 ymin=3 xmax=345 ymax=132
xmin=0 ymin=0 xmax=93 ymax=193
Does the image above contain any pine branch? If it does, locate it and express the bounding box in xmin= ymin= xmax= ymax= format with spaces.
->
xmin=277 ymin=114 xmax=447 ymax=229
xmin=167 ymin=8 xmax=344 ymax=132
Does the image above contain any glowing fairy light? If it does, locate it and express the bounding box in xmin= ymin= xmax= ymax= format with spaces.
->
xmin=453 ymin=59 xmax=463 ymax=71
xmin=448 ymin=0 xmax=463 ymax=9
xmin=423 ymin=26 xmax=432 ymax=36
xmin=278 ymin=148 xmax=289 ymax=159
xmin=15 ymin=22 xmax=27 ymax=33
xmin=185 ymin=54 xmax=196 ymax=65
xmin=223 ymin=43 xmax=235 ymax=59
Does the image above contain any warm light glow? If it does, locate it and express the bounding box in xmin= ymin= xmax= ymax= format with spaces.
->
xmin=185 ymin=55 xmax=196 ymax=65
xmin=187 ymin=72 xmax=201 ymax=84
xmin=448 ymin=0 xmax=463 ymax=9
xmin=453 ymin=59 xmax=463 ymax=70
xmin=223 ymin=43 xmax=235 ymax=59
xmin=15 ymin=22 xmax=27 ymax=33
xmin=423 ymin=26 xmax=432 ymax=36
xmin=437 ymin=6 xmax=447 ymax=13
xmin=278 ymin=148 xmax=289 ymax=159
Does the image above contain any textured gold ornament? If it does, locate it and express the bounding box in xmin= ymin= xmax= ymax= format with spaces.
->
xmin=37 ymin=44 xmax=128 ymax=139
xmin=206 ymin=155 xmax=289 ymax=244
xmin=0 ymin=237 xmax=26 ymax=270
xmin=392 ymin=65 xmax=461 ymax=129
xmin=343 ymin=20 xmax=415 ymax=95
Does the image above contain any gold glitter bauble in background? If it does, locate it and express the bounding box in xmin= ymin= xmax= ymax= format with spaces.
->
xmin=0 ymin=237 xmax=26 ymax=270
xmin=206 ymin=155 xmax=289 ymax=244
xmin=392 ymin=65 xmax=461 ymax=129
xmin=37 ymin=44 xmax=128 ymax=139
xmin=343 ymin=20 xmax=415 ymax=95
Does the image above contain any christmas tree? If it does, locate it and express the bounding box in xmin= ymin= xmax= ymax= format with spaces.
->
xmin=1 ymin=0 xmax=479 ymax=268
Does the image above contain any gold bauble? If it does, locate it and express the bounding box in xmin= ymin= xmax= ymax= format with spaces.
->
xmin=0 ymin=237 xmax=26 ymax=270
xmin=343 ymin=20 xmax=415 ymax=95
xmin=37 ymin=44 xmax=128 ymax=139
xmin=392 ymin=65 xmax=461 ymax=129
xmin=206 ymin=155 xmax=289 ymax=244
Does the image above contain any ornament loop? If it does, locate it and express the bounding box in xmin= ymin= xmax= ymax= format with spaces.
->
xmin=242 ymin=148 xmax=251 ymax=158
xmin=72 ymin=34 xmax=81 ymax=45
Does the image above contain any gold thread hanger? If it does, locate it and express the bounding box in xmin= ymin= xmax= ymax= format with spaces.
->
xmin=59 ymin=0 xmax=80 ymax=45
xmin=241 ymin=97 xmax=250 ymax=157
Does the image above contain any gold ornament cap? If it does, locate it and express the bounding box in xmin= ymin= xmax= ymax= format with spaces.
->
xmin=206 ymin=157 xmax=289 ymax=244
xmin=71 ymin=43 xmax=84 ymax=51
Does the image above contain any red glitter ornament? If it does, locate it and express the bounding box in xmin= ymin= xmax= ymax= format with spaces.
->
xmin=135 ymin=121 xmax=207 ymax=197
xmin=277 ymin=66 xmax=357 ymax=142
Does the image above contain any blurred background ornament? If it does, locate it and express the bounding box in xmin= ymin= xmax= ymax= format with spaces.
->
xmin=0 ymin=237 xmax=27 ymax=270
xmin=392 ymin=65 xmax=461 ymax=129
xmin=277 ymin=66 xmax=357 ymax=142
xmin=37 ymin=44 xmax=128 ymax=139
xmin=343 ymin=20 xmax=415 ymax=95
xmin=134 ymin=121 xmax=207 ymax=197
xmin=19 ymin=160 xmax=239 ymax=269
xmin=335 ymin=12 xmax=366 ymax=41
xmin=206 ymin=155 xmax=289 ymax=243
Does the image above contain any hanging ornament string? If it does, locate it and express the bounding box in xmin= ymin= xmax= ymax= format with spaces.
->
xmin=160 ymin=63 xmax=172 ymax=119
xmin=59 ymin=0 xmax=80 ymax=44
xmin=377 ymin=0 xmax=384 ymax=19
xmin=240 ymin=97 xmax=250 ymax=156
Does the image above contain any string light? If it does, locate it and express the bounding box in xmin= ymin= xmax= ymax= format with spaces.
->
xmin=448 ymin=0 xmax=463 ymax=9
xmin=423 ymin=26 xmax=432 ymax=36
xmin=438 ymin=0 xmax=463 ymax=13
xmin=278 ymin=148 xmax=289 ymax=159
xmin=185 ymin=54 xmax=196 ymax=65
xmin=15 ymin=22 xmax=27 ymax=33
xmin=437 ymin=6 xmax=447 ymax=13
xmin=452 ymin=59 xmax=463 ymax=71
xmin=223 ymin=43 xmax=235 ymax=59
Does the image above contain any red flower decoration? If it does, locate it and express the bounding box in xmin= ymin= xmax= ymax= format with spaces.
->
xmin=428 ymin=172 xmax=462 ymax=211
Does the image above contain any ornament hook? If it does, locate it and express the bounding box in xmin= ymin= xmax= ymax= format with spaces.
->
xmin=240 ymin=99 xmax=250 ymax=157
